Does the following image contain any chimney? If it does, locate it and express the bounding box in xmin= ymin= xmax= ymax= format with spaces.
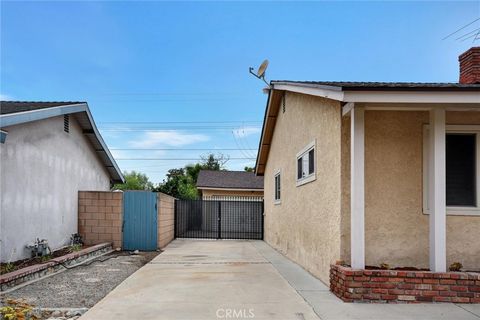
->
xmin=459 ymin=47 xmax=480 ymax=84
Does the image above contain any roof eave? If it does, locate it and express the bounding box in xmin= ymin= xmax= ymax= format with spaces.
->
xmin=0 ymin=103 xmax=124 ymax=184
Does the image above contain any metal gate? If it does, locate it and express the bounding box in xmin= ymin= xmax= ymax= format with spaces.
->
xmin=123 ymin=191 xmax=158 ymax=250
xmin=174 ymin=199 xmax=264 ymax=240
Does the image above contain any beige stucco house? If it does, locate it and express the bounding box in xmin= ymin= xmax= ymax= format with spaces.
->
xmin=255 ymin=47 xmax=480 ymax=287
xmin=197 ymin=170 xmax=263 ymax=200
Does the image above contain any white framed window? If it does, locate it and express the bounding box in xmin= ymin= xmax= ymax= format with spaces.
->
xmin=423 ymin=125 xmax=480 ymax=216
xmin=296 ymin=140 xmax=316 ymax=186
xmin=274 ymin=170 xmax=281 ymax=204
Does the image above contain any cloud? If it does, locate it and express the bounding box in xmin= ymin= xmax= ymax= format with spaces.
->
xmin=0 ymin=93 xmax=13 ymax=100
xmin=232 ymin=126 xmax=261 ymax=138
xmin=130 ymin=131 xmax=210 ymax=148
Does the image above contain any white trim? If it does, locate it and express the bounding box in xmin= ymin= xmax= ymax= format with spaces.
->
xmin=351 ymin=106 xmax=365 ymax=269
xmin=273 ymin=83 xmax=344 ymax=102
xmin=274 ymin=169 xmax=281 ymax=205
xmin=197 ymin=187 xmax=264 ymax=192
xmin=270 ymin=83 xmax=480 ymax=104
xmin=342 ymin=102 xmax=355 ymax=116
xmin=428 ymin=108 xmax=447 ymax=272
xmin=423 ymin=124 xmax=480 ymax=216
xmin=296 ymin=140 xmax=316 ymax=187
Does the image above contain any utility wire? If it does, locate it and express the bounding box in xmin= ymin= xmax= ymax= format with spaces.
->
xmin=116 ymin=157 xmax=256 ymax=160
xmin=443 ymin=17 xmax=480 ymax=40
xmin=110 ymin=148 xmax=257 ymax=151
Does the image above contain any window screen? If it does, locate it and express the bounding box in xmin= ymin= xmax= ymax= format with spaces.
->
xmin=446 ymin=134 xmax=476 ymax=207
xmin=275 ymin=174 xmax=281 ymax=201
xmin=308 ymin=149 xmax=315 ymax=175
xmin=297 ymin=158 xmax=303 ymax=179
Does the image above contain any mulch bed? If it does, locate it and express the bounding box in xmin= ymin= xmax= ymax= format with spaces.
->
xmin=0 ymin=246 xmax=90 ymax=275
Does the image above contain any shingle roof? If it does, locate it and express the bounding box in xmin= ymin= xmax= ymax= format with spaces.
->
xmin=271 ymin=81 xmax=480 ymax=91
xmin=197 ymin=170 xmax=264 ymax=190
xmin=0 ymin=101 xmax=85 ymax=115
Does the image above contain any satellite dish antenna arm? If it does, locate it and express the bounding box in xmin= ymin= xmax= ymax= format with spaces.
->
xmin=249 ymin=60 xmax=270 ymax=87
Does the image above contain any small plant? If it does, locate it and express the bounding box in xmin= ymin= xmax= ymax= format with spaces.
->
xmin=449 ymin=262 xmax=463 ymax=272
xmin=1 ymin=263 xmax=16 ymax=274
xmin=67 ymin=244 xmax=82 ymax=253
xmin=0 ymin=299 xmax=36 ymax=320
xmin=379 ymin=263 xmax=390 ymax=270
xmin=40 ymin=254 xmax=52 ymax=263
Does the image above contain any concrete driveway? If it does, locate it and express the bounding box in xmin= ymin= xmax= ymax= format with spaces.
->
xmin=81 ymin=240 xmax=480 ymax=320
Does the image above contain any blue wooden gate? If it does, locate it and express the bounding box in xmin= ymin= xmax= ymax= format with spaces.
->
xmin=123 ymin=191 xmax=158 ymax=251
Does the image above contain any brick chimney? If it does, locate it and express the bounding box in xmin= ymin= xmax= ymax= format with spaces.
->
xmin=459 ymin=47 xmax=480 ymax=84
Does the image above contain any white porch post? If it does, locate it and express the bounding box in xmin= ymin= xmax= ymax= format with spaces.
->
xmin=351 ymin=105 xmax=365 ymax=269
xmin=429 ymin=108 xmax=447 ymax=272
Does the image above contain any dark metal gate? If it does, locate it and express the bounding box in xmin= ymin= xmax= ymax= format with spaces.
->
xmin=174 ymin=199 xmax=264 ymax=240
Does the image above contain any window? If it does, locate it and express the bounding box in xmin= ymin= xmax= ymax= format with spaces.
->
xmin=423 ymin=125 xmax=480 ymax=215
xmin=296 ymin=140 xmax=316 ymax=186
xmin=274 ymin=171 xmax=281 ymax=204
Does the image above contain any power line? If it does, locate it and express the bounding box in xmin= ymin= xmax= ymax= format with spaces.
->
xmin=116 ymin=157 xmax=256 ymax=160
xmin=443 ymin=17 xmax=480 ymax=40
xmin=110 ymin=148 xmax=257 ymax=151
xmin=98 ymin=121 xmax=262 ymax=124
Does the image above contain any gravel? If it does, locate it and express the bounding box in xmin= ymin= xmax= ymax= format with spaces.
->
xmin=2 ymin=251 xmax=159 ymax=309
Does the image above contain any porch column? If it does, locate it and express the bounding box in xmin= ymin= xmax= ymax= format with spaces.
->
xmin=351 ymin=105 xmax=365 ymax=269
xmin=429 ymin=108 xmax=447 ymax=272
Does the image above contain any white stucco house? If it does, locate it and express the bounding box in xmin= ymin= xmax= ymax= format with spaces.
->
xmin=0 ymin=101 xmax=124 ymax=262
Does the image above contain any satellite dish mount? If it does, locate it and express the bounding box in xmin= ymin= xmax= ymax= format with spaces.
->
xmin=249 ymin=59 xmax=270 ymax=87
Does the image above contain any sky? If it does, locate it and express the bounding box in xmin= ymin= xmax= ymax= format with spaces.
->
xmin=1 ymin=1 xmax=479 ymax=184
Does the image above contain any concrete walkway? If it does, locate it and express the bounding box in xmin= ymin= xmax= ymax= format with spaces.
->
xmin=80 ymin=240 xmax=480 ymax=320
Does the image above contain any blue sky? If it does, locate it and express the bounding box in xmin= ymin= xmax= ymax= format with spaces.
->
xmin=1 ymin=1 xmax=479 ymax=183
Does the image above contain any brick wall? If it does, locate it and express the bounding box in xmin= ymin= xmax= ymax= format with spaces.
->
xmin=78 ymin=191 xmax=123 ymax=249
xmin=158 ymin=193 xmax=175 ymax=248
xmin=330 ymin=264 xmax=480 ymax=303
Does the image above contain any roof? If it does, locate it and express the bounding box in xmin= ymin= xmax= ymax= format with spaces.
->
xmin=0 ymin=101 xmax=85 ymax=115
xmin=271 ymin=81 xmax=480 ymax=91
xmin=197 ymin=170 xmax=264 ymax=190
xmin=0 ymin=101 xmax=124 ymax=183
xmin=255 ymin=81 xmax=480 ymax=175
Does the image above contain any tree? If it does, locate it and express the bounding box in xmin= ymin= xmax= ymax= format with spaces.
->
xmin=113 ymin=171 xmax=154 ymax=191
xmin=155 ymin=153 xmax=228 ymax=199
xmin=244 ymin=166 xmax=254 ymax=172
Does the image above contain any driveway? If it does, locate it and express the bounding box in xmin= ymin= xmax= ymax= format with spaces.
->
xmin=81 ymin=240 xmax=480 ymax=320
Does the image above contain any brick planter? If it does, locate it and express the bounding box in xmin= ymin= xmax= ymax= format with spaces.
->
xmin=330 ymin=264 xmax=480 ymax=303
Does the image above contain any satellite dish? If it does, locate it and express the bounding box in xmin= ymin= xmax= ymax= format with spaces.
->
xmin=249 ymin=59 xmax=270 ymax=87
xmin=257 ymin=60 xmax=269 ymax=78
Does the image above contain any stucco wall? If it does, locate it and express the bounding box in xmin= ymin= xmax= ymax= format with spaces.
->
xmin=0 ymin=116 xmax=110 ymax=262
xmin=201 ymin=189 xmax=264 ymax=198
xmin=264 ymin=92 xmax=342 ymax=284
xmin=341 ymin=110 xmax=480 ymax=270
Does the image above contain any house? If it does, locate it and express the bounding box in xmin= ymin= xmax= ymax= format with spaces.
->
xmin=255 ymin=47 xmax=480 ymax=295
xmin=196 ymin=170 xmax=263 ymax=200
xmin=0 ymin=101 xmax=124 ymax=262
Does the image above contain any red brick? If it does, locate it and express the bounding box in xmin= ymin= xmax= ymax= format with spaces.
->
xmin=452 ymin=297 xmax=470 ymax=303
xmin=354 ymin=276 xmax=370 ymax=281
xmin=423 ymin=278 xmax=439 ymax=284
xmin=415 ymin=284 xmax=432 ymax=290
xmin=381 ymin=295 xmax=397 ymax=300
xmin=346 ymin=281 xmax=363 ymax=288
xmin=405 ymin=278 xmax=422 ymax=284
xmin=458 ymin=280 xmax=475 ymax=285
xmin=451 ymin=286 xmax=468 ymax=292
xmin=388 ymin=289 xmax=405 ymax=295
xmin=432 ymin=285 xmax=449 ymax=291
xmin=416 ymin=296 xmax=433 ymax=302
xmin=433 ymin=296 xmax=452 ymax=302
xmin=439 ymin=291 xmax=457 ymax=297
xmin=371 ymin=277 xmax=389 ymax=282
xmin=469 ymin=286 xmax=480 ymax=292
xmin=421 ymin=290 xmax=439 ymax=297
xmin=439 ymin=279 xmax=456 ymax=285
xmin=458 ymin=292 xmax=475 ymax=298
xmin=372 ymin=288 xmax=389 ymax=294
xmin=398 ymin=283 xmax=415 ymax=290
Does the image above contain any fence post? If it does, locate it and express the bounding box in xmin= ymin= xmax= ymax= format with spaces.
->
xmin=261 ymin=200 xmax=265 ymax=240
xmin=217 ymin=201 xmax=221 ymax=240
xmin=174 ymin=200 xmax=177 ymax=239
